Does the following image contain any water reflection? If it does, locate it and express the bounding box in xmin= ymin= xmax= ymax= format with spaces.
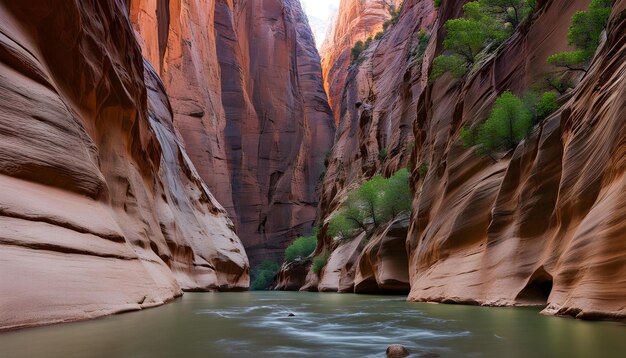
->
xmin=0 ymin=292 xmax=624 ymax=357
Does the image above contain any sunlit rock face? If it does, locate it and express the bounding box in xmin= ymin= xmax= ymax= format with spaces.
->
xmin=129 ymin=0 xmax=335 ymax=264
xmin=320 ymin=0 xmax=394 ymax=125
xmin=310 ymin=0 xmax=625 ymax=320
xmin=0 ymin=0 xmax=248 ymax=331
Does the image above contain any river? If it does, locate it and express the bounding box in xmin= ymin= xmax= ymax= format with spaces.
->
xmin=0 ymin=292 xmax=624 ymax=357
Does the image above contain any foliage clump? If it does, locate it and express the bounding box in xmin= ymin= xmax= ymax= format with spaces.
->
xmin=378 ymin=148 xmax=388 ymax=162
xmin=284 ymin=228 xmax=318 ymax=262
xmin=312 ymin=251 xmax=330 ymax=274
xmin=547 ymin=0 xmax=612 ymax=72
xmin=409 ymin=29 xmax=431 ymax=62
xmin=351 ymin=40 xmax=366 ymax=64
xmin=328 ymin=169 xmax=411 ymax=240
xmin=251 ymin=260 xmax=280 ymax=290
xmin=535 ymin=91 xmax=559 ymax=120
xmin=461 ymin=90 xmax=559 ymax=155
xmin=431 ymin=0 xmax=535 ymax=80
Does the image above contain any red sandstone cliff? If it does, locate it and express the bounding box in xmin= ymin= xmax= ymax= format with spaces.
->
xmin=320 ymin=0 xmax=395 ymax=125
xmin=0 ymin=0 xmax=248 ymax=331
xmin=129 ymin=0 xmax=335 ymax=264
xmin=302 ymin=0 xmax=625 ymax=320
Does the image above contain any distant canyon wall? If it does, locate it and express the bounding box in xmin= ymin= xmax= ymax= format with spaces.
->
xmin=129 ymin=0 xmax=335 ymax=264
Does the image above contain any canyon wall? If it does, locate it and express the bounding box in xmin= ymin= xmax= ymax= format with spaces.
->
xmin=0 ymin=0 xmax=248 ymax=331
xmin=129 ymin=0 xmax=335 ymax=264
xmin=300 ymin=0 xmax=626 ymax=320
xmin=320 ymin=0 xmax=394 ymax=124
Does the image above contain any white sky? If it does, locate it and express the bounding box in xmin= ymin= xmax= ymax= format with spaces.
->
xmin=300 ymin=0 xmax=339 ymax=49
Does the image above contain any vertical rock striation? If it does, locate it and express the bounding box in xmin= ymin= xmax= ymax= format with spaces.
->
xmin=406 ymin=0 xmax=626 ymax=321
xmin=0 ymin=0 xmax=248 ymax=331
xmin=129 ymin=0 xmax=335 ymax=264
xmin=309 ymin=0 xmax=625 ymax=320
xmin=320 ymin=0 xmax=394 ymax=125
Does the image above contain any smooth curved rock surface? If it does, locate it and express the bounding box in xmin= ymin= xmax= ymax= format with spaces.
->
xmin=406 ymin=0 xmax=626 ymax=321
xmin=272 ymin=259 xmax=312 ymax=291
xmin=0 ymin=0 xmax=248 ymax=331
xmin=355 ymin=218 xmax=411 ymax=294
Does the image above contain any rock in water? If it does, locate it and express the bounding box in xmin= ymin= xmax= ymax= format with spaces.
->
xmin=386 ymin=344 xmax=410 ymax=357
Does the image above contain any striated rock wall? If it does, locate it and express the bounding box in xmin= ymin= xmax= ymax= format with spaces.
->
xmin=306 ymin=0 xmax=625 ymax=320
xmin=320 ymin=0 xmax=394 ymax=125
xmin=129 ymin=0 xmax=335 ymax=264
xmin=0 ymin=0 xmax=248 ymax=331
xmin=407 ymin=0 xmax=626 ymax=320
xmin=297 ymin=0 xmax=436 ymax=294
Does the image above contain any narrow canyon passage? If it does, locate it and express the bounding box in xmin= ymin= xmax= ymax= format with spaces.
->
xmin=0 ymin=0 xmax=625 ymax=356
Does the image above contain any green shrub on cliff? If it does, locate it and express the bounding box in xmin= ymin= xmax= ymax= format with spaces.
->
xmin=312 ymin=251 xmax=330 ymax=274
xmin=462 ymin=91 xmax=532 ymax=154
xmin=547 ymin=0 xmax=612 ymax=72
xmin=284 ymin=229 xmax=318 ymax=262
xmin=431 ymin=0 xmax=535 ymax=80
xmin=351 ymin=40 xmax=366 ymax=64
xmin=327 ymin=169 xmax=411 ymax=240
xmin=251 ymin=260 xmax=280 ymax=290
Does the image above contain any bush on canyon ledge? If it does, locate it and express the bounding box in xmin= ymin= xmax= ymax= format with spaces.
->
xmin=312 ymin=251 xmax=330 ymax=274
xmin=461 ymin=89 xmax=559 ymax=155
xmin=284 ymin=228 xmax=318 ymax=262
xmin=547 ymin=0 xmax=611 ymax=73
xmin=431 ymin=0 xmax=535 ymax=80
xmin=328 ymin=169 xmax=411 ymax=240
xmin=461 ymin=91 xmax=532 ymax=154
xmin=351 ymin=40 xmax=367 ymax=64
xmin=251 ymin=260 xmax=280 ymax=290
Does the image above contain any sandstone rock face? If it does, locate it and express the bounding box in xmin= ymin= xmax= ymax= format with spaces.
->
xmin=317 ymin=232 xmax=366 ymax=293
xmin=407 ymin=0 xmax=626 ymax=320
xmin=129 ymin=0 xmax=335 ymax=264
xmin=354 ymin=218 xmax=411 ymax=294
xmin=272 ymin=259 xmax=311 ymax=291
xmin=0 ymin=0 xmax=248 ymax=331
xmin=311 ymin=0 xmax=626 ymax=320
xmin=320 ymin=0 xmax=394 ymax=124
xmin=299 ymin=0 xmax=437 ymax=293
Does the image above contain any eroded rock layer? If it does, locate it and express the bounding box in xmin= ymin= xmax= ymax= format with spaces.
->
xmin=129 ymin=0 xmax=335 ymax=264
xmin=406 ymin=0 xmax=626 ymax=321
xmin=308 ymin=0 xmax=625 ymax=320
xmin=0 ymin=0 xmax=248 ymax=331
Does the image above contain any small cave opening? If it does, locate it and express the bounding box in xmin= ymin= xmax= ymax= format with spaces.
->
xmin=515 ymin=266 xmax=553 ymax=306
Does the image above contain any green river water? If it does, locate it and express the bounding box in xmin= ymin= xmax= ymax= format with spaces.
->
xmin=0 ymin=292 xmax=624 ymax=357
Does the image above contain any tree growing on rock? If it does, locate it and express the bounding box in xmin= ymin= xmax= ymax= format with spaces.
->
xmin=328 ymin=169 xmax=412 ymax=240
xmin=547 ymin=0 xmax=612 ymax=73
xmin=284 ymin=228 xmax=318 ymax=262
xmin=431 ymin=0 xmax=535 ymax=80
xmin=251 ymin=260 xmax=280 ymax=290
xmin=461 ymin=91 xmax=533 ymax=154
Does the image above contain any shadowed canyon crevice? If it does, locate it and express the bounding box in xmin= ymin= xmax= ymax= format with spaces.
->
xmin=129 ymin=0 xmax=335 ymax=264
xmin=0 ymin=0 xmax=625 ymax=332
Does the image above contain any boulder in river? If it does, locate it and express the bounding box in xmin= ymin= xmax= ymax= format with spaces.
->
xmin=386 ymin=344 xmax=410 ymax=357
